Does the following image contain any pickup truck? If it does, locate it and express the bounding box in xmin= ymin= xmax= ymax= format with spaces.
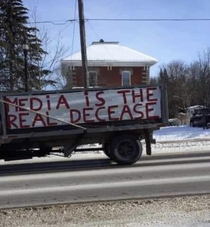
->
xmin=0 ymin=85 xmax=168 ymax=165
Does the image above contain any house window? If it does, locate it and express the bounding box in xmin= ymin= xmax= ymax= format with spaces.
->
xmin=122 ymin=71 xmax=131 ymax=86
xmin=89 ymin=71 xmax=98 ymax=87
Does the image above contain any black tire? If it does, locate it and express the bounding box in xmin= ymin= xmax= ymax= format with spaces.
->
xmin=190 ymin=121 xmax=194 ymax=127
xmin=110 ymin=134 xmax=142 ymax=165
xmin=38 ymin=145 xmax=52 ymax=157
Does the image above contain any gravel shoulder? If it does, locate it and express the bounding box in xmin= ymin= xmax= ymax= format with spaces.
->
xmin=0 ymin=195 xmax=210 ymax=227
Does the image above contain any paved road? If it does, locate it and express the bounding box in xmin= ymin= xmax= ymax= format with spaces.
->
xmin=0 ymin=151 xmax=210 ymax=209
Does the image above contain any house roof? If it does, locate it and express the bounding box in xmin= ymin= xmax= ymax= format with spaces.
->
xmin=62 ymin=41 xmax=157 ymax=67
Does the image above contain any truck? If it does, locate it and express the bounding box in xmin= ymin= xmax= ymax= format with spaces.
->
xmin=189 ymin=107 xmax=210 ymax=128
xmin=0 ymin=85 xmax=168 ymax=165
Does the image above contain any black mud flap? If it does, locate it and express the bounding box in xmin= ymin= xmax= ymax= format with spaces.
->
xmin=144 ymin=129 xmax=152 ymax=156
xmin=64 ymin=131 xmax=87 ymax=157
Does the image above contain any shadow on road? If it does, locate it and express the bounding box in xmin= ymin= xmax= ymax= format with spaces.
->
xmin=0 ymin=151 xmax=210 ymax=176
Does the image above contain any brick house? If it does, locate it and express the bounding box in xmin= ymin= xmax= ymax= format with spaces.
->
xmin=61 ymin=41 xmax=157 ymax=88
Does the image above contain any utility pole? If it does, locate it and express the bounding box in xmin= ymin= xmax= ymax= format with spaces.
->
xmin=78 ymin=0 xmax=89 ymax=88
xmin=23 ymin=48 xmax=28 ymax=92
xmin=23 ymin=36 xmax=29 ymax=92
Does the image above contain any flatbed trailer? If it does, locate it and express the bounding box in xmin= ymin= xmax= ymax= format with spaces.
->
xmin=0 ymin=85 xmax=168 ymax=165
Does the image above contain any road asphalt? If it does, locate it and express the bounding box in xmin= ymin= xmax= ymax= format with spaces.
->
xmin=0 ymin=150 xmax=210 ymax=209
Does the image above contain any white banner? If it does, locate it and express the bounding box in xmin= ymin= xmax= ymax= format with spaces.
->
xmin=4 ymin=87 xmax=161 ymax=130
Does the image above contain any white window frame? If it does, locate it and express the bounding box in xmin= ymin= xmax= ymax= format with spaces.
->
xmin=88 ymin=71 xmax=98 ymax=87
xmin=121 ymin=71 xmax=131 ymax=86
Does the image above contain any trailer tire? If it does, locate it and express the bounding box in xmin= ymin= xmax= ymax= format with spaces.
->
xmin=38 ymin=145 xmax=52 ymax=157
xmin=110 ymin=134 xmax=142 ymax=165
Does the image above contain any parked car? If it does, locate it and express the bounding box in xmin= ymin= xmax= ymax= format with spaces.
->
xmin=168 ymin=118 xmax=180 ymax=126
xmin=190 ymin=107 xmax=210 ymax=127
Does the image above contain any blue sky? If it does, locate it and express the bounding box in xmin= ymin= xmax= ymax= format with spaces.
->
xmin=24 ymin=0 xmax=210 ymax=76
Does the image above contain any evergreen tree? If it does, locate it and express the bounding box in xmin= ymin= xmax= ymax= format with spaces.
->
xmin=0 ymin=0 xmax=55 ymax=92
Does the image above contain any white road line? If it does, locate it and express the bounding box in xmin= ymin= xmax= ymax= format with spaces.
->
xmin=0 ymin=175 xmax=210 ymax=196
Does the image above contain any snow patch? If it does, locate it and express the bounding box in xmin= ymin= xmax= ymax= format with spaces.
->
xmin=154 ymin=126 xmax=210 ymax=141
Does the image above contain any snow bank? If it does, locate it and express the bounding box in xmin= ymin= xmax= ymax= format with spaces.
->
xmin=154 ymin=126 xmax=210 ymax=142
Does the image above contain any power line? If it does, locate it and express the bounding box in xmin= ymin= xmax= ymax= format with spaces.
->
xmin=87 ymin=21 xmax=115 ymax=61
xmin=28 ymin=18 xmax=210 ymax=25
xmin=71 ymin=0 xmax=77 ymax=57
xmin=87 ymin=21 xmax=100 ymax=39
xmin=28 ymin=19 xmax=75 ymax=25
xmin=50 ymin=22 xmax=72 ymax=43
xmin=86 ymin=18 xmax=210 ymax=22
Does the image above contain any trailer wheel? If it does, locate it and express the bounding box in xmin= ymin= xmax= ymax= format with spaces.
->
xmin=110 ymin=135 xmax=142 ymax=165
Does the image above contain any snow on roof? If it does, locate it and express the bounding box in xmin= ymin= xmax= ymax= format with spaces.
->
xmin=187 ymin=105 xmax=207 ymax=110
xmin=62 ymin=41 xmax=157 ymax=67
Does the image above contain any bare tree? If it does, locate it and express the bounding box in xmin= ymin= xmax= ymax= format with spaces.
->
xmin=29 ymin=3 xmax=70 ymax=90
xmin=156 ymin=48 xmax=210 ymax=118
xmin=196 ymin=48 xmax=210 ymax=106
xmin=158 ymin=61 xmax=189 ymax=117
